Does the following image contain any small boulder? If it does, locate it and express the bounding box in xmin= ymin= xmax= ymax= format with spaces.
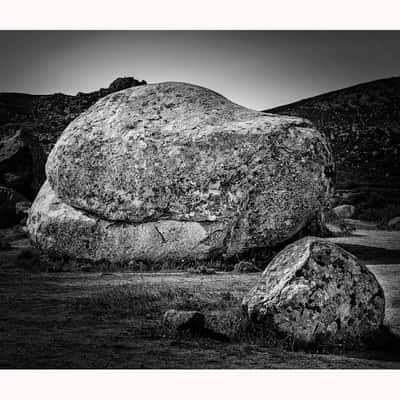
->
xmin=163 ymin=309 xmax=205 ymax=333
xmin=242 ymin=237 xmax=385 ymax=347
xmin=388 ymin=216 xmax=400 ymax=230
xmin=187 ymin=265 xmax=217 ymax=275
xmin=333 ymin=204 xmax=355 ymax=219
xmin=233 ymin=260 xmax=260 ymax=273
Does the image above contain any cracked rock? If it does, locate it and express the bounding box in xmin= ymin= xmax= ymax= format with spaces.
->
xmin=242 ymin=237 xmax=385 ymax=347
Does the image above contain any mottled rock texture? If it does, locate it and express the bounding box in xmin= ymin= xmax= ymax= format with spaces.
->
xmin=38 ymin=82 xmax=333 ymax=261
xmin=242 ymin=237 xmax=385 ymax=346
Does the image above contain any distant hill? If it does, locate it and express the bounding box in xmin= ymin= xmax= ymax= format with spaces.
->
xmin=265 ymin=77 xmax=400 ymax=192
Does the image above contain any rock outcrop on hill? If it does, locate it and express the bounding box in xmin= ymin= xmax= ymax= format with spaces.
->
xmin=28 ymin=82 xmax=334 ymax=263
xmin=242 ymin=237 xmax=385 ymax=347
xmin=265 ymin=77 xmax=400 ymax=219
xmin=0 ymin=77 xmax=146 ymax=200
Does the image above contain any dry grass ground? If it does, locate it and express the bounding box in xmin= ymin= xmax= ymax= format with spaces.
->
xmin=1 ymin=223 xmax=400 ymax=368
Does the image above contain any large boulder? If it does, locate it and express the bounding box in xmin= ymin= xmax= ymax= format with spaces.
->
xmin=30 ymin=82 xmax=334 ymax=262
xmin=242 ymin=237 xmax=385 ymax=347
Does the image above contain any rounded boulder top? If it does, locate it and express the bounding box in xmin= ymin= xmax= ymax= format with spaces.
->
xmin=46 ymin=82 xmax=334 ymax=248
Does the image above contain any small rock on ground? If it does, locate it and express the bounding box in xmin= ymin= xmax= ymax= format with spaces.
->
xmin=163 ymin=310 xmax=205 ymax=333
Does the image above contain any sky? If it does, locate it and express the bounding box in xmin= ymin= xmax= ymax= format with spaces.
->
xmin=1 ymin=31 xmax=400 ymax=110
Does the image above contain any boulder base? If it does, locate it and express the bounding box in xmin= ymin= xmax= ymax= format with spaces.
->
xmin=242 ymin=237 xmax=385 ymax=347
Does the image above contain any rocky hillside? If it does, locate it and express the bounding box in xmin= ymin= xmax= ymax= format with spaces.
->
xmin=0 ymin=77 xmax=146 ymax=199
xmin=265 ymin=77 xmax=400 ymax=215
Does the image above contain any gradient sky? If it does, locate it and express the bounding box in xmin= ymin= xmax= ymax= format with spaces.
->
xmin=1 ymin=31 xmax=400 ymax=109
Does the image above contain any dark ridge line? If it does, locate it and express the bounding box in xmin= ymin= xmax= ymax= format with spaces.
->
xmin=263 ymin=76 xmax=400 ymax=113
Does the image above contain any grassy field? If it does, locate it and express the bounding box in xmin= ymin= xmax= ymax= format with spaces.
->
xmin=1 ymin=224 xmax=400 ymax=368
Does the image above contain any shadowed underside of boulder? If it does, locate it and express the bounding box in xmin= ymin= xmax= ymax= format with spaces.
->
xmin=242 ymin=237 xmax=385 ymax=347
xmin=29 ymin=82 xmax=334 ymax=262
